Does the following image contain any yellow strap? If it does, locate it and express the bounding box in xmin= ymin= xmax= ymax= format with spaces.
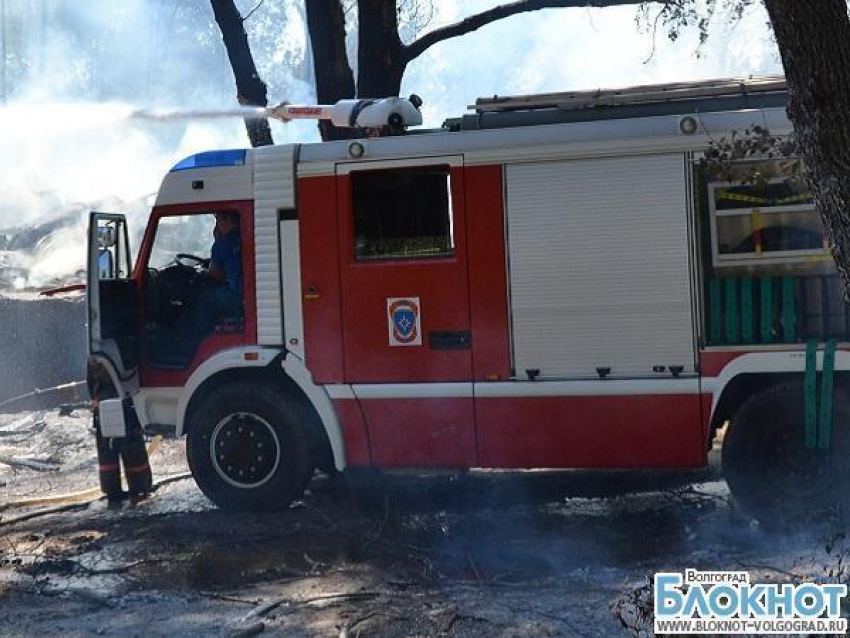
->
xmin=775 ymin=193 xmax=812 ymax=205
xmin=717 ymin=190 xmax=812 ymax=206
xmin=716 ymin=190 xmax=768 ymax=204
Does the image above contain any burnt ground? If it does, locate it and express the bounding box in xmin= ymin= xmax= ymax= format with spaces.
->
xmin=0 ymin=409 xmax=847 ymax=637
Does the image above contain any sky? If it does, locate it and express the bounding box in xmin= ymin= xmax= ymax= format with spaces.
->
xmin=405 ymin=1 xmax=780 ymax=125
xmin=0 ymin=0 xmax=782 ymax=285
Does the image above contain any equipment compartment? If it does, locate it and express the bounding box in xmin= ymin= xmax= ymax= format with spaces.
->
xmin=698 ymin=160 xmax=850 ymax=345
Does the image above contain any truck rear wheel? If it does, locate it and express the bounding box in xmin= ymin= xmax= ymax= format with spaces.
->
xmin=186 ymin=382 xmax=312 ymax=511
xmin=722 ymin=381 xmax=850 ymax=526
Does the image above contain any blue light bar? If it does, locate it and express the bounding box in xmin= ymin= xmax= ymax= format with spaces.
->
xmin=170 ymin=149 xmax=246 ymax=172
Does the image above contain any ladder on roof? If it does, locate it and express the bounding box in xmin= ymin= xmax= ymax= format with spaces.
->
xmin=471 ymin=75 xmax=787 ymax=113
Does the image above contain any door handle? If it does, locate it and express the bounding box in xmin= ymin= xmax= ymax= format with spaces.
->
xmin=428 ymin=330 xmax=471 ymax=350
xmin=304 ymin=284 xmax=320 ymax=300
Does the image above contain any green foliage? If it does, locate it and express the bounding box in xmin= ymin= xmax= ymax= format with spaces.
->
xmin=637 ymin=0 xmax=757 ymax=46
xmin=699 ymin=125 xmax=802 ymax=188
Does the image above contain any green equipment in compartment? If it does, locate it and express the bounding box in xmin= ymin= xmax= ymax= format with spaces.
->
xmin=760 ymin=277 xmax=773 ymax=343
xmin=724 ymin=278 xmax=739 ymax=344
xmin=709 ymin=278 xmax=722 ymax=345
xmin=781 ymin=276 xmax=796 ymax=342
xmin=705 ymin=275 xmax=842 ymax=346
xmin=741 ymin=276 xmax=754 ymax=343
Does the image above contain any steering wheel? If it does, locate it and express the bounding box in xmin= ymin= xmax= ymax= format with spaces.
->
xmin=175 ymin=253 xmax=209 ymax=268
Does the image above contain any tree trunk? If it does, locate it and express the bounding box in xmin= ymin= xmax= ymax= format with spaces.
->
xmin=304 ymin=0 xmax=357 ymax=141
xmin=357 ymin=0 xmax=407 ymax=98
xmin=763 ymin=0 xmax=850 ymax=296
xmin=210 ymin=0 xmax=273 ymax=147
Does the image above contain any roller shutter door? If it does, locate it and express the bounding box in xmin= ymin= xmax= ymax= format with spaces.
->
xmin=505 ymin=154 xmax=695 ymax=377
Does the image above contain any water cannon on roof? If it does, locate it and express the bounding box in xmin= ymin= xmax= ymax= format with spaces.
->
xmin=267 ymin=95 xmax=423 ymax=134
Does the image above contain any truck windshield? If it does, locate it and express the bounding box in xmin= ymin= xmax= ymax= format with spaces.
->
xmin=149 ymin=214 xmax=215 ymax=269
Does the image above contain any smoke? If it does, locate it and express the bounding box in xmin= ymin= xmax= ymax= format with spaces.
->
xmin=0 ymin=100 xmax=250 ymax=287
xmin=0 ymin=0 xmax=781 ymax=289
xmin=0 ymin=0 xmax=312 ymax=289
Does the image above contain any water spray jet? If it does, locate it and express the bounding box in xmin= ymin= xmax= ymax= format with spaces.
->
xmin=130 ymin=95 xmax=424 ymax=133
xmin=128 ymin=106 xmax=269 ymax=121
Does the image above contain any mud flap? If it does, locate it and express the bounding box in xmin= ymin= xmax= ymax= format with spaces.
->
xmin=819 ymin=339 xmax=836 ymax=450
xmin=805 ymin=340 xmax=817 ymax=448
xmin=804 ymin=339 xmax=836 ymax=450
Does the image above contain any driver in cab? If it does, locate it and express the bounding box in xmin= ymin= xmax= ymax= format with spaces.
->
xmin=195 ymin=211 xmax=242 ymax=334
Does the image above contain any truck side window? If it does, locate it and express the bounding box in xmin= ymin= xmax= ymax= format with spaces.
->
xmin=352 ymin=166 xmax=455 ymax=260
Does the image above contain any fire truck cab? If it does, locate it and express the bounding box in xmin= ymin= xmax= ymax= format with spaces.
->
xmin=88 ymin=77 xmax=850 ymax=521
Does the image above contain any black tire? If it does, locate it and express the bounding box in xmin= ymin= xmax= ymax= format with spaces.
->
xmin=722 ymin=381 xmax=850 ymax=526
xmin=186 ymin=382 xmax=313 ymax=511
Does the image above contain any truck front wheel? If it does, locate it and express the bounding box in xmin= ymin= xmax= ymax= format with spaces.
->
xmin=722 ymin=381 xmax=850 ymax=526
xmin=186 ymin=382 xmax=312 ymax=511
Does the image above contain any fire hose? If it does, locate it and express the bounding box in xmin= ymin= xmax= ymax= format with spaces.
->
xmin=0 ymin=434 xmax=183 ymax=513
xmin=0 ymin=381 xmax=86 ymax=413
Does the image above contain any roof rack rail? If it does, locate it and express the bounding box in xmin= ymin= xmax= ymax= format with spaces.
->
xmin=471 ymin=75 xmax=787 ymax=114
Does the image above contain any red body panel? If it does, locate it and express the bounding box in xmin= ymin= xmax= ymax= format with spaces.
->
xmin=136 ymin=201 xmax=257 ymax=388
xmin=333 ymin=399 xmax=372 ymax=467
xmin=476 ymin=394 xmax=706 ymax=469
xmin=700 ymin=392 xmax=714 ymax=445
xmin=360 ymin=398 xmax=477 ymax=468
xmin=465 ymin=166 xmax=512 ymax=381
xmin=297 ymin=164 xmax=708 ymax=470
xmin=700 ymin=350 xmax=747 ymax=377
xmin=337 ymin=167 xmax=473 ymax=383
xmin=299 ymin=176 xmax=346 ymax=383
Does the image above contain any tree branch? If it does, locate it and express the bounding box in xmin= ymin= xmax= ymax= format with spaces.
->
xmin=242 ymin=0 xmax=265 ymax=22
xmin=404 ymin=0 xmax=659 ymax=62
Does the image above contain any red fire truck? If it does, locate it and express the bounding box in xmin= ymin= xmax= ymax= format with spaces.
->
xmin=88 ymin=77 xmax=850 ymax=521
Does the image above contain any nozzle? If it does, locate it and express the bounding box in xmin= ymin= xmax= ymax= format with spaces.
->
xmin=266 ymin=101 xmax=292 ymax=122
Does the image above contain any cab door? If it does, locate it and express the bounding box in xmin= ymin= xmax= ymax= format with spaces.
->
xmin=87 ymin=212 xmax=138 ymax=382
xmin=336 ymin=157 xmax=475 ymax=467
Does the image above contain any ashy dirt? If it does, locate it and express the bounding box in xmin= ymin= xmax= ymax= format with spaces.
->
xmin=0 ymin=408 xmax=846 ymax=637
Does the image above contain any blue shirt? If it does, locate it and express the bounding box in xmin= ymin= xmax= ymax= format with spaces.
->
xmin=210 ymin=231 xmax=242 ymax=296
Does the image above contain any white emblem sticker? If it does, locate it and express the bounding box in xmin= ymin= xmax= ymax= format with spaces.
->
xmin=387 ymin=297 xmax=422 ymax=347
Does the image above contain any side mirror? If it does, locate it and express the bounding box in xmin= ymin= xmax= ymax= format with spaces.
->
xmin=98 ymin=226 xmax=117 ymax=249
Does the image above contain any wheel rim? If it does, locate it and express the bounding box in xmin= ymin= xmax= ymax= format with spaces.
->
xmin=209 ymin=412 xmax=281 ymax=489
